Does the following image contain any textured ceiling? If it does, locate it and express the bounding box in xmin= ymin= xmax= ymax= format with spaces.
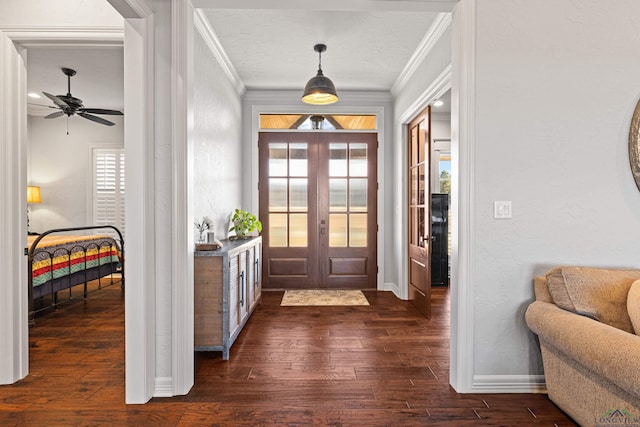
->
xmin=201 ymin=9 xmax=441 ymax=91
xmin=26 ymin=7 xmax=452 ymax=116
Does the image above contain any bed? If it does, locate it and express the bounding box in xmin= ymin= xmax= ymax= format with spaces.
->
xmin=27 ymin=225 xmax=124 ymax=322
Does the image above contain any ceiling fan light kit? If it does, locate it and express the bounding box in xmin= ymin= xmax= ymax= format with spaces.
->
xmin=42 ymin=67 xmax=123 ymax=128
xmin=302 ymin=44 xmax=339 ymax=105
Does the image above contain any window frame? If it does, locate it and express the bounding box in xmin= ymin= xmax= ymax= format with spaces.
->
xmin=88 ymin=143 xmax=125 ymax=237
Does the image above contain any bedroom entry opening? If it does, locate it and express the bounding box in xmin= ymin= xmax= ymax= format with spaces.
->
xmin=258 ymin=114 xmax=378 ymax=290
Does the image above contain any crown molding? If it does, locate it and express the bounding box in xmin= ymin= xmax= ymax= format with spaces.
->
xmin=193 ymin=9 xmax=246 ymax=97
xmin=0 ymin=26 xmax=124 ymax=47
xmin=107 ymin=0 xmax=153 ymax=18
xmin=391 ymin=12 xmax=451 ymax=97
xmin=244 ymin=89 xmax=392 ymax=104
xmin=191 ymin=0 xmax=457 ymax=13
xmin=399 ymin=63 xmax=451 ymax=123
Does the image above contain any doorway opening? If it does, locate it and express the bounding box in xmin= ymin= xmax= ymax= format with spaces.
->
xmin=431 ymin=138 xmax=451 ymax=287
xmin=406 ymin=89 xmax=452 ymax=318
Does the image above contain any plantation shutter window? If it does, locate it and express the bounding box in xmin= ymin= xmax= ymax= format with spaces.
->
xmin=93 ymin=148 xmax=125 ymax=236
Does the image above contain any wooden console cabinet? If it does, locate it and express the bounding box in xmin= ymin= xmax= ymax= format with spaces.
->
xmin=194 ymin=236 xmax=262 ymax=359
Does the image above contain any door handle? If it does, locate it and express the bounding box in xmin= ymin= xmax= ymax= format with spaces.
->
xmin=240 ymin=271 xmax=245 ymax=307
xmin=320 ymin=227 xmax=326 ymax=235
xmin=255 ymin=258 xmax=259 ymax=288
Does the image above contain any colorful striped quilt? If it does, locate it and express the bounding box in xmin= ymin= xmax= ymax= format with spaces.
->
xmin=29 ymin=234 xmax=122 ymax=288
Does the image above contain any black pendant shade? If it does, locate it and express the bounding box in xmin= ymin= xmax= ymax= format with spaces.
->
xmin=302 ymin=44 xmax=338 ymax=105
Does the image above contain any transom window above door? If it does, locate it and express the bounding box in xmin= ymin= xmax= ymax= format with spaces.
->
xmin=260 ymin=114 xmax=376 ymax=130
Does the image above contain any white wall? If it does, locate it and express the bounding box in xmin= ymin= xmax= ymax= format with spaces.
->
xmin=432 ymin=113 xmax=451 ymax=141
xmin=193 ymin=27 xmax=243 ymax=238
xmin=470 ymin=0 xmax=640 ymax=381
xmin=27 ymin=115 xmax=123 ymax=232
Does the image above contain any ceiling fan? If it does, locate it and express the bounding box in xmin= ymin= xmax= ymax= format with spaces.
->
xmin=42 ymin=67 xmax=123 ymax=127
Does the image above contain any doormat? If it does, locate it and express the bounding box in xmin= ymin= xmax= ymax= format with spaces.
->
xmin=281 ymin=290 xmax=369 ymax=306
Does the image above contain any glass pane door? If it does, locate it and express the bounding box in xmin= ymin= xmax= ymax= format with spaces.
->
xmin=408 ymin=107 xmax=431 ymax=317
xmin=259 ymin=132 xmax=377 ymax=289
xmin=259 ymin=133 xmax=319 ymax=288
xmin=319 ymin=134 xmax=377 ymax=289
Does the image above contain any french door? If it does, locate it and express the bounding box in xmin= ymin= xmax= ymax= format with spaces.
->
xmin=408 ymin=107 xmax=431 ymax=317
xmin=259 ymin=132 xmax=377 ymax=289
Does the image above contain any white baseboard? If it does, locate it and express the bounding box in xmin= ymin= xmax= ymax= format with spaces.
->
xmin=154 ymin=377 xmax=174 ymax=397
xmin=381 ymin=281 xmax=401 ymax=298
xmin=472 ymin=375 xmax=547 ymax=393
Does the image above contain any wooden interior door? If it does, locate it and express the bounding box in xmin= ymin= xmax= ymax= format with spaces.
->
xmin=259 ymin=133 xmax=320 ymax=288
xmin=259 ymin=132 xmax=377 ymax=290
xmin=317 ymin=133 xmax=377 ymax=289
xmin=408 ymin=108 xmax=431 ymax=317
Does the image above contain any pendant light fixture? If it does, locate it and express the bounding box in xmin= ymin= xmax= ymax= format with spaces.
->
xmin=302 ymin=44 xmax=338 ymax=105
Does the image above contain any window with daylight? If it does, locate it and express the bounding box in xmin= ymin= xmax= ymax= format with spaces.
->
xmin=93 ymin=148 xmax=125 ymax=238
xmin=260 ymin=114 xmax=376 ymax=130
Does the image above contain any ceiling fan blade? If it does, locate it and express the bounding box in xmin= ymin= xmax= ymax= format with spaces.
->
xmin=44 ymin=111 xmax=65 ymax=119
xmin=43 ymin=92 xmax=69 ymax=109
xmin=28 ymin=103 xmax=59 ymax=109
xmin=80 ymin=108 xmax=123 ymax=116
xmin=78 ymin=112 xmax=115 ymax=126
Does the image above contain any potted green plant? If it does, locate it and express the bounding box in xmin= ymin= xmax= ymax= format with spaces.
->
xmin=230 ymin=209 xmax=262 ymax=238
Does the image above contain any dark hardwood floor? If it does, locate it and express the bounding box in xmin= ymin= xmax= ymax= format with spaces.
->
xmin=0 ymin=284 xmax=577 ymax=426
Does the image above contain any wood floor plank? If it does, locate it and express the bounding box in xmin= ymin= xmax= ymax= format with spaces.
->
xmin=0 ymin=285 xmax=579 ymax=425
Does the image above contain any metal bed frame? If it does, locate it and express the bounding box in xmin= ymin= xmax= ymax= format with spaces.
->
xmin=27 ymin=225 xmax=125 ymax=324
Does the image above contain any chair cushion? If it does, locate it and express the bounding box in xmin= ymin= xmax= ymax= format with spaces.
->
xmin=627 ymin=280 xmax=640 ymax=335
xmin=533 ymin=277 xmax=554 ymax=303
xmin=546 ymin=266 xmax=640 ymax=333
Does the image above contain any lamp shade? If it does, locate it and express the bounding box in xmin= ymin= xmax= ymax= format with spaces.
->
xmin=302 ymin=44 xmax=338 ymax=105
xmin=302 ymin=70 xmax=338 ymax=105
xmin=27 ymin=186 xmax=41 ymax=204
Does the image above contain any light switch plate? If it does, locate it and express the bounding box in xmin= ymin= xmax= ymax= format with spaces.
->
xmin=494 ymin=201 xmax=512 ymax=219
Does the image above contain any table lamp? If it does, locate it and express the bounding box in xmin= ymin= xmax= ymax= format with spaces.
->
xmin=27 ymin=185 xmax=41 ymax=234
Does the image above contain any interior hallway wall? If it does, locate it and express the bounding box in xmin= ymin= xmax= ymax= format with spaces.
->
xmin=471 ymin=0 xmax=640 ymax=382
xmin=28 ymin=115 xmax=124 ymax=231
xmin=193 ymin=26 xmax=243 ymax=239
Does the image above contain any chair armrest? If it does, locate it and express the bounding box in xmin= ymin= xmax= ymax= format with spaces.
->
xmin=526 ymin=301 xmax=640 ymax=397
